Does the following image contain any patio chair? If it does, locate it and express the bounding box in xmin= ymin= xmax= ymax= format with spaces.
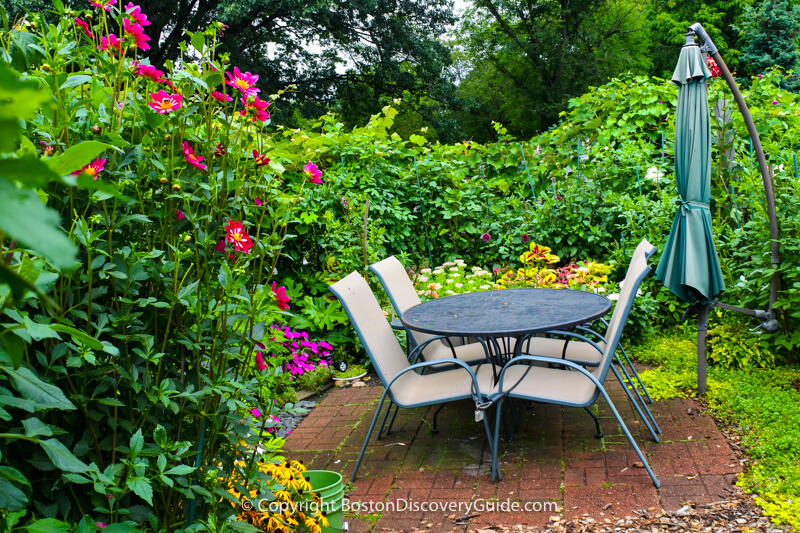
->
xmin=519 ymin=239 xmax=661 ymax=441
xmin=490 ymin=249 xmax=660 ymax=487
xmin=369 ymin=256 xmax=489 ymax=365
xmin=329 ymin=271 xmax=498 ymax=482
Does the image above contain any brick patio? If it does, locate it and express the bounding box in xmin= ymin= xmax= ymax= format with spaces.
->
xmin=284 ymin=377 xmax=742 ymax=532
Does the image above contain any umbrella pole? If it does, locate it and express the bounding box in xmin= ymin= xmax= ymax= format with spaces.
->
xmin=689 ymin=23 xmax=782 ymax=315
xmin=697 ymin=304 xmax=711 ymax=395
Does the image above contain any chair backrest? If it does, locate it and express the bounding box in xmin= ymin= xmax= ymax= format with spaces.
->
xmin=369 ymin=256 xmax=439 ymax=350
xmin=592 ymin=242 xmax=655 ymax=383
xmin=631 ymin=238 xmax=657 ymax=262
xmin=369 ymin=256 xmax=421 ymax=315
xmin=328 ymin=271 xmax=411 ymax=390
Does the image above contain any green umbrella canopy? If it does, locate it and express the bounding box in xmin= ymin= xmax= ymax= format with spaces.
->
xmin=655 ymin=42 xmax=725 ymax=305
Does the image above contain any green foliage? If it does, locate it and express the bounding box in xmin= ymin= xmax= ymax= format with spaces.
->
xmin=0 ymin=5 xmax=323 ymax=529
xmin=452 ymin=0 xmax=652 ymax=137
xmin=293 ymin=364 xmax=334 ymax=391
xmin=629 ymin=330 xmax=701 ymax=399
xmin=737 ymin=0 xmax=800 ymax=90
xmin=706 ymin=367 xmax=800 ymax=530
xmin=707 ymin=320 xmax=776 ymax=369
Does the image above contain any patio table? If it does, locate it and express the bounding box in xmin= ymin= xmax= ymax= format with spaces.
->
xmin=400 ymin=288 xmax=611 ymax=363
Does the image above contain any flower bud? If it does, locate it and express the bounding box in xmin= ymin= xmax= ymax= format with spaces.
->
xmin=91 ymin=125 xmax=102 ymax=134
xmin=41 ymin=63 xmax=51 ymax=72
xmin=165 ymin=134 xmax=172 ymax=142
xmin=172 ymin=183 xmax=181 ymax=191
xmin=159 ymin=177 xmax=169 ymax=184
xmin=184 ymin=234 xmax=192 ymax=242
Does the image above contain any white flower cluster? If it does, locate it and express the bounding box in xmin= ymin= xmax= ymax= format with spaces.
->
xmin=645 ymin=166 xmax=663 ymax=183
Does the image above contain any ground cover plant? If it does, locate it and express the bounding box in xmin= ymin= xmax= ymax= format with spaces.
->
xmin=631 ymin=325 xmax=800 ymax=530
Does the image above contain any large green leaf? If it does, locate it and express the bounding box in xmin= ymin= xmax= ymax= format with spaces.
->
xmin=129 ymin=428 xmax=143 ymax=458
xmin=1 ymin=367 xmax=75 ymax=411
xmin=0 ymin=178 xmax=78 ymax=269
xmin=22 ymin=417 xmax=54 ymax=438
xmin=126 ymin=476 xmax=153 ymax=505
xmin=0 ymin=262 xmax=37 ymax=303
xmin=49 ymin=324 xmax=103 ymax=350
xmin=0 ymin=156 xmax=61 ymax=189
xmin=46 ymin=141 xmax=112 ymax=176
xmin=0 ymin=63 xmax=51 ymax=152
xmin=58 ymin=74 xmax=92 ymax=90
xmin=0 ymin=466 xmax=30 ymax=511
xmin=0 ymin=478 xmax=29 ymax=512
xmin=22 ymin=518 xmax=72 ymax=533
xmin=38 ymin=439 xmax=89 ymax=473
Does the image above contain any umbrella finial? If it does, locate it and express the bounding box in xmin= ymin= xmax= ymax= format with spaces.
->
xmin=684 ymin=32 xmax=696 ymax=46
xmin=688 ymin=23 xmax=719 ymax=55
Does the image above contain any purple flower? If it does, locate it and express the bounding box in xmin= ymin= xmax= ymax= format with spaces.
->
xmin=772 ymin=100 xmax=779 ymax=105
xmin=521 ymin=234 xmax=530 ymax=243
xmin=481 ymin=233 xmax=491 ymax=242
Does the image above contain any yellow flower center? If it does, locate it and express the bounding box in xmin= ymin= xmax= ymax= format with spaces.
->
xmin=83 ymin=168 xmax=97 ymax=177
xmin=232 ymin=233 xmax=242 ymax=242
xmin=235 ymin=79 xmax=249 ymax=89
xmin=160 ymin=100 xmax=173 ymax=110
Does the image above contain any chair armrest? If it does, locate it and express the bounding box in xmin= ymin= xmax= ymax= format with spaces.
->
xmin=492 ymin=354 xmax=605 ymax=402
xmin=520 ymin=330 xmax=605 ymax=356
xmin=386 ymin=345 xmax=491 ymax=403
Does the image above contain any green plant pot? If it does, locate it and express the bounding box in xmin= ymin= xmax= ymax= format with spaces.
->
xmin=306 ymin=470 xmax=344 ymax=532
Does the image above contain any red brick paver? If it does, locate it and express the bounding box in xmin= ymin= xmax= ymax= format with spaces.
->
xmin=284 ymin=378 xmax=741 ymax=532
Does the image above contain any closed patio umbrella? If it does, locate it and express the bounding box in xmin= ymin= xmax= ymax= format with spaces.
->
xmin=655 ymin=33 xmax=725 ymax=393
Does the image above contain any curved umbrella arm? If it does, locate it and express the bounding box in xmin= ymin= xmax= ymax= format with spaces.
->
xmin=689 ymin=23 xmax=781 ymax=317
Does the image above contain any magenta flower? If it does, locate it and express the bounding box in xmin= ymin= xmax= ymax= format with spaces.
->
xmin=772 ymin=99 xmax=779 ymax=105
xmin=255 ymin=197 xmax=263 ymax=206
xmin=124 ymin=2 xmax=151 ymax=26
xmin=123 ymin=17 xmax=150 ymax=50
xmin=481 ymin=233 xmax=491 ymax=242
xmin=215 ymin=239 xmax=226 ymax=253
xmin=255 ymin=349 xmax=268 ymax=371
xmin=99 ymin=34 xmax=124 ymax=54
xmin=89 ymin=0 xmax=116 ymax=11
xmin=240 ymin=96 xmax=269 ymax=122
xmin=253 ymin=150 xmax=270 ymax=167
xmin=40 ymin=141 xmax=54 ymax=156
xmin=214 ymin=143 xmax=226 ymax=157
xmin=271 ymin=281 xmax=290 ymax=310
xmin=210 ymin=90 xmax=232 ymax=103
xmin=74 ymin=17 xmax=93 ymax=38
xmin=706 ymin=56 xmax=721 ymax=78
xmin=225 ymin=67 xmax=259 ymax=96
xmin=72 ymin=158 xmax=106 ymax=180
xmin=521 ymin=234 xmax=530 ymax=243
xmin=136 ymin=64 xmax=165 ymax=83
xmin=250 ymin=408 xmax=261 ymax=418
xmin=148 ymin=90 xmax=183 ymax=114
xmin=175 ymin=209 xmax=185 ymax=221
xmin=303 ymin=161 xmax=323 ymax=184
xmin=182 ymin=142 xmax=207 ymax=172
xmin=225 ymin=220 xmax=253 ymax=253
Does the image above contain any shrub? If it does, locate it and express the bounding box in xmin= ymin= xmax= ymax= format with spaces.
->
xmin=0 ymin=3 xmax=328 ymax=529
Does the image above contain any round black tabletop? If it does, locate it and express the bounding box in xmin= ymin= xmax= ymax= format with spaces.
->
xmin=401 ymin=288 xmax=611 ymax=338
